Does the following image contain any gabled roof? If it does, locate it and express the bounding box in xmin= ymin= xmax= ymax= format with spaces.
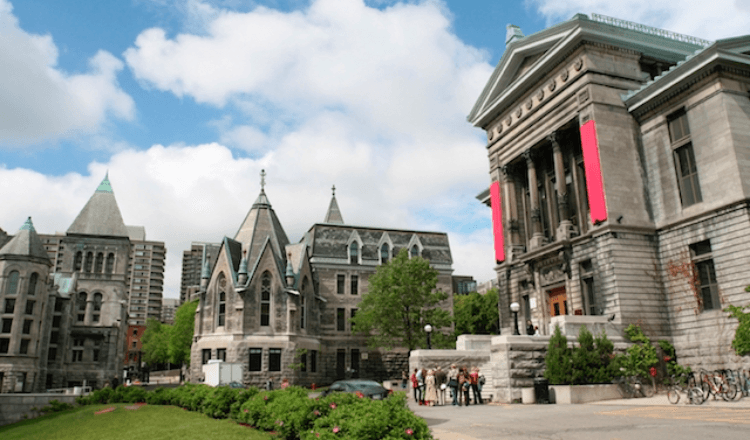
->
xmin=67 ymin=174 xmax=130 ymax=238
xmin=468 ymin=13 xmax=706 ymax=128
xmin=234 ymin=187 xmax=290 ymax=269
xmin=0 ymin=217 xmax=51 ymax=265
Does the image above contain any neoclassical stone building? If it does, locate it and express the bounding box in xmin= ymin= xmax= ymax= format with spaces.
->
xmin=190 ymin=178 xmax=454 ymax=386
xmin=470 ymin=14 xmax=750 ymax=369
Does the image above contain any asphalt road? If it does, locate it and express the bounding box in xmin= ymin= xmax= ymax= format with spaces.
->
xmin=408 ymin=394 xmax=750 ymax=440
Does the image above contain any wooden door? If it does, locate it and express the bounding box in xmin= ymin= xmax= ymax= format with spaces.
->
xmin=548 ymin=287 xmax=568 ymax=317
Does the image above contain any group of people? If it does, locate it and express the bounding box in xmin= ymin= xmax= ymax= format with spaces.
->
xmin=408 ymin=365 xmax=484 ymax=406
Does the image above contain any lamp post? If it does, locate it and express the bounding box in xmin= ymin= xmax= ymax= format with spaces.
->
xmin=424 ymin=324 xmax=433 ymax=349
xmin=510 ymin=302 xmax=520 ymax=335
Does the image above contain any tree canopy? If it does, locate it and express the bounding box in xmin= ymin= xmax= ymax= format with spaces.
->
xmin=141 ymin=318 xmax=170 ymax=365
xmin=350 ymin=249 xmax=451 ymax=350
xmin=453 ymin=288 xmax=499 ymax=335
xmin=141 ymin=299 xmax=198 ymax=367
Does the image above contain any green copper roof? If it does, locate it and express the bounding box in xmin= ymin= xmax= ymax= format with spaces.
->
xmin=0 ymin=217 xmax=51 ymax=264
xmin=20 ymin=217 xmax=35 ymax=231
xmin=96 ymin=172 xmax=114 ymax=193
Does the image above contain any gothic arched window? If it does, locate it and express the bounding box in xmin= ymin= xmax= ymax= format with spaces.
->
xmin=6 ymin=271 xmax=20 ymax=295
xmin=27 ymin=273 xmax=38 ymax=296
xmin=93 ymin=293 xmax=102 ymax=323
xmin=105 ymin=253 xmax=115 ymax=274
xmin=95 ymin=253 xmax=104 ymax=273
xmin=218 ymin=291 xmax=226 ymax=327
xmin=76 ymin=292 xmax=87 ymax=322
xmin=380 ymin=243 xmax=390 ymax=264
xmin=410 ymin=245 xmax=419 ymax=259
xmin=349 ymin=242 xmax=359 ymax=265
xmin=260 ymin=272 xmax=271 ymax=327
xmin=74 ymin=252 xmax=83 ymax=271
xmin=84 ymin=252 xmax=93 ymax=273
xmin=300 ymin=277 xmax=309 ymax=330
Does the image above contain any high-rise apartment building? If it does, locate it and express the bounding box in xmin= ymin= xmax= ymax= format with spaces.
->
xmin=179 ymin=243 xmax=219 ymax=304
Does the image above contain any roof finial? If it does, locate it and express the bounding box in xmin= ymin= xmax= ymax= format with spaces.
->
xmin=260 ymin=169 xmax=266 ymax=191
xmin=332 ymin=184 xmax=336 ymax=197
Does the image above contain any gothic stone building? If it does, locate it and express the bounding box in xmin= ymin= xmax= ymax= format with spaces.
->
xmin=190 ymin=181 xmax=454 ymax=387
xmin=470 ymin=14 xmax=750 ymax=369
xmin=0 ymin=176 xmax=153 ymax=392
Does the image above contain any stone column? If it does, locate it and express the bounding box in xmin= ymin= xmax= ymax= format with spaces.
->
xmin=524 ymin=151 xmax=545 ymax=249
xmin=501 ymin=165 xmax=524 ymax=260
xmin=550 ymin=133 xmax=576 ymax=241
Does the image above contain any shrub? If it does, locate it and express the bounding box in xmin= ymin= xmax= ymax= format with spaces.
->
xmin=657 ymin=340 xmax=691 ymax=378
xmin=544 ymin=324 xmax=573 ymax=384
xmin=41 ymin=399 xmax=74 ymax=413
xmin=725 ymin=304 xmax=750 ymax=356
xmin=617 ymin=324 xmax=658 ymax=379
xmin=545 ymin=325 xmax=616 ymax=385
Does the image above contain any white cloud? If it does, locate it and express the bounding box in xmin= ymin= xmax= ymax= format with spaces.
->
xmin=526 ymin=0 xmax=750 ymax=41
xmin=0 ymin=0 xmax=135 ymax=147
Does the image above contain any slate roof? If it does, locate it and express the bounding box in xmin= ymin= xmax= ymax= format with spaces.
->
xmin=324 ymin=191 xmax=344 ymax=224
xmin=0 ymin=217 xmax=52 ymax=265
xmin=67 ymin=174 xmax=130 ymax=238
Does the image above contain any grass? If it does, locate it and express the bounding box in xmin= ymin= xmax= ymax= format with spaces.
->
xmin=0 ymin=403 xmax=273 ymax=440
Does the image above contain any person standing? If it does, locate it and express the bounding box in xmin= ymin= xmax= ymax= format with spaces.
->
xmin=435 ymin=366 xmax=447 ymax=406
xmin=448 ymin=364 xmax=459 ymax=406
xmin=459 ymin=367 xmax=470 ymax=406
xmin=526 ymin=320 xmax=535 ymax=335
xmin=410 ymin=368 xmax=420 ymax=404
xmin=470 ymin=367 xmax=483 ymax=405
xmin=425 ymin=370 xmax=438 ymax=406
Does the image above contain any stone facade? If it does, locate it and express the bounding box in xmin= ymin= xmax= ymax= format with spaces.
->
xmin=470 ymin=14 xmax=750 ymax=372
xmin=188 ymin=179 xmax=454 ymax=387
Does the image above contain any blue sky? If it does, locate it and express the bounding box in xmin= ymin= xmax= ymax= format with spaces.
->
xmin=1 ymin=0 xmax=748 ymax=299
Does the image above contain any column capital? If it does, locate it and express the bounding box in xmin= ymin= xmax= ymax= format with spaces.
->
xmin=548 ymin=132 xmax=561 ymax=152
xmin=522 ymin=150 xmax=535 ymax=167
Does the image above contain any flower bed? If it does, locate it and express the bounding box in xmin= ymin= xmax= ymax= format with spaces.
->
xmin=77 ymin=384 xmax=431 ymax=439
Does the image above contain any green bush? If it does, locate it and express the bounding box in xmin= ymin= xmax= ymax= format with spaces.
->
xmin=658 ymin=340 xmax=691 ymax=378
xmin=544 ymin=325 xmax=573 ymax=384
xmin=617 ymin=324 xmax=658 ymax=379
xmin=545 ymin=325 xmax=616 ymax=385
xmin=41 ymin=399 xmax=74 ymax=413
xmin=725 ymin=304 xmax=750 ymax=356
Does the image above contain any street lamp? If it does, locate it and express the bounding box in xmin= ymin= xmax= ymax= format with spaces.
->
xmin=510 ymin=302 xmax=520 ymax=335
xmin=424 ymin=324 xmax=433 ymax=349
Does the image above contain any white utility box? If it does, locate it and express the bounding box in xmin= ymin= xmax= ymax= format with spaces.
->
xmin=202 ymin=360 xmax=244 ymax=386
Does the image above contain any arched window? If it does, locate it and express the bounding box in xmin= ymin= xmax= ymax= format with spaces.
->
xmin=380 ymin=243 xmax=390 ymax=264
xmin=76 ymin=292 xmax=87 ymax=322
xmin=300 ymin=277 xmax=309 ymax=330
xmin=95 ymin=253 xmax=104 ymax=273
xmin=260 ymin=272 xmax=271 ymax=327
xmin=84 ymin=252 xmax=93 ymax=272
xmin=93 ymin=293 xmax=102 ymax=323
xmin=74 ymin=252 xmax=83 ymax=271
xmin=410 ymin=245 xmax=419 ymax=259
xmin=218 ymin=291 xmax=226 ymax=326
xmin=6 ymin=271 xmax=20 ymax=295
xmin=349 ymin=242 xmax=359 ymax=265
xmin=27 ymin=273 xmax=38 ymax=296
xmin=105 ymin=253 xmax=115 ymax=274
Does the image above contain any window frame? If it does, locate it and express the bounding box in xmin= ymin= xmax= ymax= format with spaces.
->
xmin=691 ymin=240 xmax=720 ymax=311
xmin=337 ymin=308 xmax=346 ymax=332
xmin=269 ymin=348 xmax=282 ymax=372
xmin=668 ymin=109 xmax=702 ymax=208
xmin=350 ymin=275 xmax=358 ymax=295
xmin=248 ymin=348 xmax=262 ymax=371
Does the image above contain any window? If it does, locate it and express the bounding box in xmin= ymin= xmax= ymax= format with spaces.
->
xmin=261 ymin=272 xmax=271 ymax=326
xmin=349 ymin=242 xmax=359 ymax=265
xmin=269 ymin=348 xmax=281 ymax=371
xmin=337 ymin=308 xmax=346 ymax=332
xmin=691 ymin=240 xmax=719 ymax=311
xmin=74 ymin=251 xmax=83 ymax=271
xmin=50 ymin=331 xmax=59 ymax=344
xmin=72 ymin=350 xmax=83 ymax=362
xmin=52 ymin=316 xmax=61 ymax=328
xmin=410 ymin=245 xmax=419 ymax=259
xmin=202 ymin=349 xmax=211 ymax=365
xmin=380 ymin=243 xmax=390 ymax=264
xmin=1 ymin=319 xmax=11 ymax=333
xmin=22 ymin=319 xmax=32 ymax=334
xmin=300 ymin=352 xmax=307 ymax=372
xmin=0 ymin=338 xmax=8 ymax=354
xmin=19 ymin=339 xmax=29 ymax=354
xmin=95 ymin=253 xmax=104 ymax=273
xmin=85 ymin=252 xmax=93 ymax=272
xmin=93 ymin=349 xmax=100 ymax=362
xmin=669 ymin=110 xmax=702 ymax=207
xmin=336 ymin=349 xmax=346 ymax=378
xmin=4 ymin=299 xmax=15 ymax=314
xmin=217 ymin=348 xmax=226 ymax=362
xmin=350 ymin=275 xmax=358 ymax=295
xmin=337 ymin=275 xmax=345 ymax=294
xmin=25 ymin=300 xmax=35 ymax=315
xmin=106 ymin=253 xmax=115 ymax=274
xmin=310 ymin=350 xmax=317 ymax=373
xmin=580 ymin=260 xmax=597 ymax=315
xmin=351 ymin=349 xmax=360 ymax=377
xmin=300 ymin=295 xmax=306 ymax=330
xmin=249 ymin=348 xmax=262 ymax=371
xmin=350 ymin=308 xmax=357 ymax=331
xmin=54 ymin=298 xmax=63 ymax=312
xmin=218 ymin=291 xmax=226 ymax=326
xmin=132 ymin=341 xmax=137 ymax=349
xmin=27 ymin=273 xmax=38 ymax=296
xmin=48 ymin=347 xmax=57 ymax=361
xmin=6 ymin=270 xmax=20 ymax=295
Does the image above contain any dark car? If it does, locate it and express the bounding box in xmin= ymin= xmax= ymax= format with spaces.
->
xmin=322 ymin=379 xmax=392 ymax=400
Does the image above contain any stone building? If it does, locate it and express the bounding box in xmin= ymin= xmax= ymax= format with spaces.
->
xmin=189 ymin=177 xmax=454 ymax=386
xmin=469 ymin=14 xmax=750 ymax=369
xmin=1 ymin=175 xmax=163 ymax=392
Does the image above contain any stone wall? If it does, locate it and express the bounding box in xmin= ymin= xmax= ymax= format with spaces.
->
xmin=0 ymin=393 xmax=77 ymax=426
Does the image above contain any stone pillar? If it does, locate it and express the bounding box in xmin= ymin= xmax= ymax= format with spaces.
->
xmin=85 ymin=297 xmax=94 ymax=325
xmin=524 ymin=151 xmax=545 ymax=249
xmin=550 ymin=133 xmax=576 ymax=241
xmin=501 ymin=166 xmax=524 ymax=261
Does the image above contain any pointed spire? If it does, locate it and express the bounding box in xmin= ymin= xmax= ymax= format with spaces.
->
xmin=67 ymin=173 xmax=129 ymax=237
xmin=0 ymin=217 xmax=51 ymax=264
xmin=238 ymin=250 xmax=249 ymax=285
xmin=324 ymin=184 xmax=344 ymax=224
xmin=96 ymin=172 xmax=114 ymax=193
xmin=285 ymin=252 xmax=295 ymax=287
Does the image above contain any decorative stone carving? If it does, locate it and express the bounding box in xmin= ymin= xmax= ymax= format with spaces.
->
xmin=537 ymin=89 xmax=544 ymax=101
xmin=560 ymin=69 xmax=569 ymax=82
xmin=539 ymin=264 xmax=565 ymax=286
xmin=574 ymin=58 xmax=583 ymax=71
xmin=578 ymin=89 xmax=590 ymax=105
xmin=526 ymin=99 xmax=533 ymax=110
xmin=488 ymin=129 xmax=495 ymax=141
xmin=516 ymin=107 xmax=523 ymax=118
xmin=505 ymin=116 xmax=512 ymax=127
xmin=548 ymin=81 xmax=556 ymax=92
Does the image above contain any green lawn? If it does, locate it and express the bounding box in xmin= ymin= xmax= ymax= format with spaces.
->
xmin=0 ymin=404 xmax=273 ymax=440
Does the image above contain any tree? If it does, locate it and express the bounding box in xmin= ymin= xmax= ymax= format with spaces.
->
xmin=169 ymin=299 xmax=198 ymax=366
xmin=141 ymin=318 xmax=170 ymax=365
xmin=453 ymin=289 xmax=499 ymax=335
xmin=544 ymin=324 xmax=573 ymax=384
xmin=351 ymin=249 xmax=451 ymax=350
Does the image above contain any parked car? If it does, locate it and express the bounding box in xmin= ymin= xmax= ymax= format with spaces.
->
xmin=321 ymin=379 xmax=392 ymax=400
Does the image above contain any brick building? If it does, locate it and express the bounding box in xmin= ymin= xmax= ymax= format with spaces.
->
xmin=470 ymin=14 xmax=750 ymax=369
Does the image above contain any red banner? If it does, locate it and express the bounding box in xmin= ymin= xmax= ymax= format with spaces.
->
xmin=490 ymin=181 xmax=505 ymax=262
xmin=580 ymin=120 xmax=607 ymax=224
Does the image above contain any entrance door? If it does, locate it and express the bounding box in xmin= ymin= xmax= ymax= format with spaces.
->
xmin=336 ymin=349 xmax=346 ymax=379
xmin=548 ymin=287 xmax=568 ymax=317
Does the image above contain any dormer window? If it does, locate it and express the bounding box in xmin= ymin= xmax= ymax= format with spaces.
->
xmin=380 ymin=243 xmax=390 ymax=264
xmin=349 ymin=242 xmax=359 ymax=265
xmin=410 ymin=245 xmax=420 ymax=259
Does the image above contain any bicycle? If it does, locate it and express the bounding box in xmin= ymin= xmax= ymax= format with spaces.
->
xmin=614 ymin=376 xmax=654 ymax=398
xmin=666 ymin=373 xmax=703 ymax=405
xmin=698 ymin=369 xmax=737 ymax=402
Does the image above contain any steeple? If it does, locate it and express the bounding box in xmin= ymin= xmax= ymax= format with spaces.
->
xmin=0 ymin=217 xmax=52 ymax=265
xmin=67 ymin=174 xmax=129 ymax=238
xmin=324 ymin=185 xmax=344 ymax=224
